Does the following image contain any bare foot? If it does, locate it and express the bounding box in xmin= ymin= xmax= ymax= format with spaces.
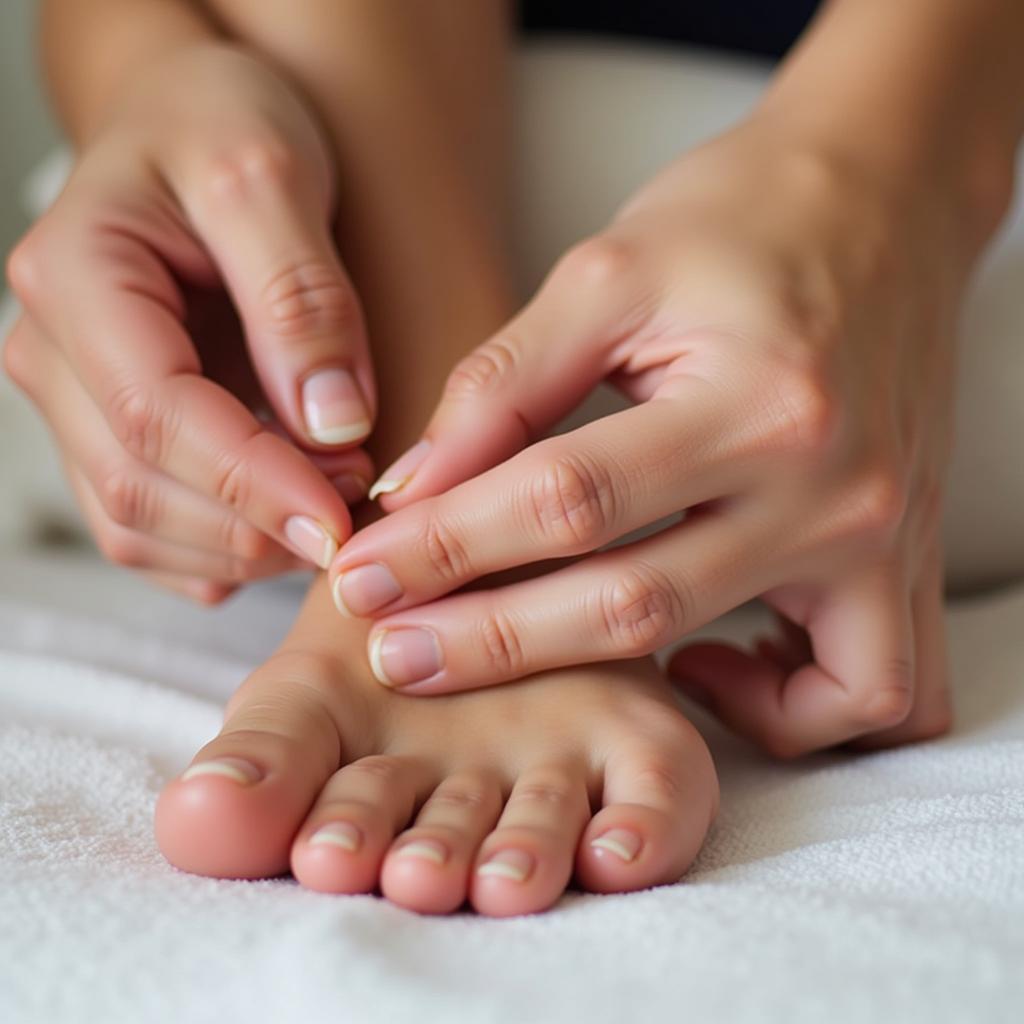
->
xmin=155 ymin=588 xmax=717 ymax=917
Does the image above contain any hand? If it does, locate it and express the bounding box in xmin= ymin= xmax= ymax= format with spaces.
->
xmin=325 ymin=116 xmax=974 ymax=755
xmin=4 ymin=44 xmax=375 ymax=601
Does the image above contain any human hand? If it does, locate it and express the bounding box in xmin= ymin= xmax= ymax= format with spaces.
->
xmin=325 ymin=116 xmax=976 ymax=754
xmin=4 ymin=44 xmax=375 ymax=601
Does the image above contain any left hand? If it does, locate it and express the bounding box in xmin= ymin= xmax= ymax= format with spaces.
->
xmin=326 ymin=115 xmax=982 ymax=755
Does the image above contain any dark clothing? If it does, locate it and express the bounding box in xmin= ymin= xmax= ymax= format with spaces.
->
xmin=520 ymin=1 xmax=823 ymax=61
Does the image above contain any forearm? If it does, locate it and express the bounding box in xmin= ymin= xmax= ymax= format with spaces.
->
xmin=41 ymin=0 xmax=222 ymax=145
xmin=761 ymin=0 xmax=1024 ymax=246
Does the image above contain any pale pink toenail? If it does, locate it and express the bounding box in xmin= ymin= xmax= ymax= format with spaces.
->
xmin=477 ymin=849 xmax=534 ymax=882
xmin=309 ymin=822 xmax=362 ymax=852
xmin=180 ymin=757 xmax=261 ymax=785
xmin=394 ymin=839 xmax=448 ymax=866
xmin=590 ymin=828 xmax=642 ymax=863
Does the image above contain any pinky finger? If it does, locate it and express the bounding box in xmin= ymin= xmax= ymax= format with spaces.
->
xmin=141 ymin=570 xmax=237 ymax=606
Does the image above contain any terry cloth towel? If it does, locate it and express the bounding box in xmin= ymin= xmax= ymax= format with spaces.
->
xmin=0 ymin=551 xmax=1021 ymax=1024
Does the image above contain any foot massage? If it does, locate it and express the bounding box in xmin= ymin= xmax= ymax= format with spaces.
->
xmin=2 ymin=2 xmax=1023 ymax=1021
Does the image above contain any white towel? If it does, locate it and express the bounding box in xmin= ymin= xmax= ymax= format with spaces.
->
xmin=1 ymin=551 xmax=1021 ymax=1024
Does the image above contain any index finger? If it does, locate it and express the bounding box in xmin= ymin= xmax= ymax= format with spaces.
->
xmin=12 ymin=212 xmax=352 ymax=566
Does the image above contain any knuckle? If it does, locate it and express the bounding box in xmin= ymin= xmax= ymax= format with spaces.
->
xmin=345 ymin=755 xmax=405 ymax=784
xmin=201 ymin=138 xmax=300 ymax=201
xmin=850 ymin=466 xmax=910 ymax=539
xmin=629 ymin=760 xmax=683 ymax=801
xmin=527 ymin=452 xmax=618 ymax=551
xmin=97 ymin=464 xmax=153 ymax=529
xmin=765 ymin=364 xmax=837 ymax=455
xmin=2 ymin=323 xmax=31 ymax=391
xmin=444 ymin=335 xmax=521 ymax=401
xmin=221 ymin=514 xmax=270 ymax=561
xmin=426 ymin=785 xmax=490 ymax=812
xmin=854 ymin=660 xmax=915 ymax=730
xmin=260 ymin=260 xmax=360 ymax=340
xmin=477 ymin=606 xmax=527 ymax=679
xmin=597 ymin=564 xmax=688 ymax=656
xmin=96 ymin=524 xmax=141 ymax=568
xmin=213 ymin=453 xmax=254 ymax=513
xmin=5 ymin=232 xmax=46 ymax=304
xmin=107 ymin=383 xmax=173 ymax=464
xmin=552 ymin=235 xmax=635 ymax=292
xmin=420 ymin=515 xmax=472 ymax=584
xmin=511 ymin=775 xmax=575 ymax=807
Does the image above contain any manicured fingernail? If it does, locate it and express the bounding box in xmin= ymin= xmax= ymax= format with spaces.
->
xmin=309 ymin=822 xmax=362 ymax=852
xmin=368 ymin=440 xmax=431 ymax=500
xmin=333 ymin=563 xmax=403 ymax=617
xmin=368 ymin=628 xmax=443 ymax=687
xmin=590 ymin=828 xmax=642 ymax=863
xmin=477 ymin=849 xmax=534 ymax=882
xmin=332 ymin=473 xmax=369 ymax=505
xmin=302 ymin=368 xmax=371 ymax=446
xmin=394 ymin=839 xmax=448 ymax=866
xmin=284 ymin=515 xmax=338 ymax=569
xmin=181 ymin=757 xmax=261 ymax=785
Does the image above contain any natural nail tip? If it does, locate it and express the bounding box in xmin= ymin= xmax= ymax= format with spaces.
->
xmin=309 ymin=823 xmax=361 ymax=852
xmin=394 ymin=841 xmax=448 ymax=866
xmin=331 ymin=575 xmax=353 ymax=618
xmin=367 ymin=476 xmax=405 ymax=501
xmin=311 ymin=419 xmax=372 ymax=446
xmin=590 ymin=836 xmax=639 ymax=863
xmin=476 ymin=861 xmax=529 ymax=883
xmin=368 ymin=631 xmax=394 ymax=687
xmin=181 ymin=760 xmax=259 ymax=785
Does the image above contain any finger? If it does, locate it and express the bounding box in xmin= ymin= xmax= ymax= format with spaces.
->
xmin=669 ymin=565 xmax=916 ymax=757
xmin=15 ymin=327 xmax=288 ymax=560
xmin=141 ymin=570 xmax=237 ymax=606
xmin=329 ymin=387 xmax=737 ymax=617
xmin=368 ymin=236 xmax=650 ymax=509
xmin=69 ymin=464 xmax=302 ymax=583
xmin=174 ymin=148 xmax=376 ymax=449
xmin=360 ymin=509 xmax=772 ymax=693
xmin=14 ymin=225 xmax=353 ymax=567
xmin=849 ymin=544 xmax=952 ymax=750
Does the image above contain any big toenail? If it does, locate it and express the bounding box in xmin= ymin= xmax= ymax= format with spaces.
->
xmin=590 ymin=828 xmax=642 ymax=863
xmin=180 ymin=757 xmax=261 ymax=784
xmin=309 ymin=822 xmax=362 ymax=852
xmin=333 ymin=563 xmax=403 ymax=617
xmin=394 ymin=839 xmax=448 ymax=866
xmin=477 ymin=849 xmax=534 ymax=883
xmin=368 ymin=628 xmax=443 ymax=687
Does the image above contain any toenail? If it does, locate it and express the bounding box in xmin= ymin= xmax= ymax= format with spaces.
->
xmin=368 ymin=628 xmax=443 ymax=687
xmin=180 ymin=757 xmax=261 ymax=785
xmin=332 ymin=562 xmax=403 ymax=617
xmin=309 ymin=822 xmax=362 ymax=852
xmin=590 ymin=828 xmax=642 ymax=863
xmin=394 ymin=839 xmax=448 ymax=866
xmin=477 ymin=849 xmax=534 ymax=883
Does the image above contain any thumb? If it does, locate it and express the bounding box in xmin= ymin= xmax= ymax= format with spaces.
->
xmin=373 ymin=237 xmax=641 ymax=508
xmin=182 ymin=150 xmax=375 ymax=452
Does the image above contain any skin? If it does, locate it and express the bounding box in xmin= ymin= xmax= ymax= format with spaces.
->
xmin=5 ymin=2 xmax=381 ymax=600
xmin=324 ymin=0 xmax=1024 ymax=756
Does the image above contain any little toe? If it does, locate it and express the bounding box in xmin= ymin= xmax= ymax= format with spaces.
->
xmin=381 ymin=772 xmax=504 ymax=915
xmin=155 ymin=654 xmax=344 ymax=879
xmin=470 ymin=764 xmax=591 ymax=918
xmin=576 ymin=727 xmax=718 ymax=895
xmin=291 ymin=754 xmax=435 ymax=894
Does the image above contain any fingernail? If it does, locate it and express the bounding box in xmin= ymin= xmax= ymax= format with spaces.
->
xmin=332 ymin=473 xmax=369 ymax=505
xmin=477 ymin=849 xmax=534 ymax=882
xmin=309 ymin=822 xmax=362 ymax=852
xmin=284 ymin=515 xmax=338 ymax=569
xmin=333 ymin=563 xmax=403 ymax=617
xmin=368 ymin=628 xmax=443 ymax=687
xmin=302 ymin=368 xmax=371 ymax=446
xmin=394 ymin=838 xmax=448 ymax=866
xmin=181 ymin=756 xmax=261 ymax=785
xmin=590 ymin=828 xmax=642 ymax=863
xmin=368 ymin=440 xmax=431 ymax=500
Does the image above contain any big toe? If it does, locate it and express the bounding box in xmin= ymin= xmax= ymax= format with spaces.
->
xmin=155 ymin=653 xmax=345 ymax=879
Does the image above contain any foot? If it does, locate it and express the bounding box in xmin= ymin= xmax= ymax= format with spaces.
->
xmin=155 ymin=599 xmax=717 ymax=917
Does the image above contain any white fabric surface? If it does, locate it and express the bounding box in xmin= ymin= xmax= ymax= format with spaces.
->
xmin=1 ymin=550 xmax=1022 ymax=1024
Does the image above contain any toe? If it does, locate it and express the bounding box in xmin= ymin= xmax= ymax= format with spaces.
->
xmin=155 ymin=653 xmax=345 ymax=879
xmin=469 ymin=764 xmax=590 ymax=918
xmin=291 ymin=755 xmax=436 ymax=894
xmin=575 ymin=724 xmax=718 ymax=895
xmin=380 ymin=772 xmax=504 ymax=915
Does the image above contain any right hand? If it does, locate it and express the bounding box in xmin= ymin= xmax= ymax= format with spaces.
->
xmin=3 ymin=44 xmax=376 ymax=602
